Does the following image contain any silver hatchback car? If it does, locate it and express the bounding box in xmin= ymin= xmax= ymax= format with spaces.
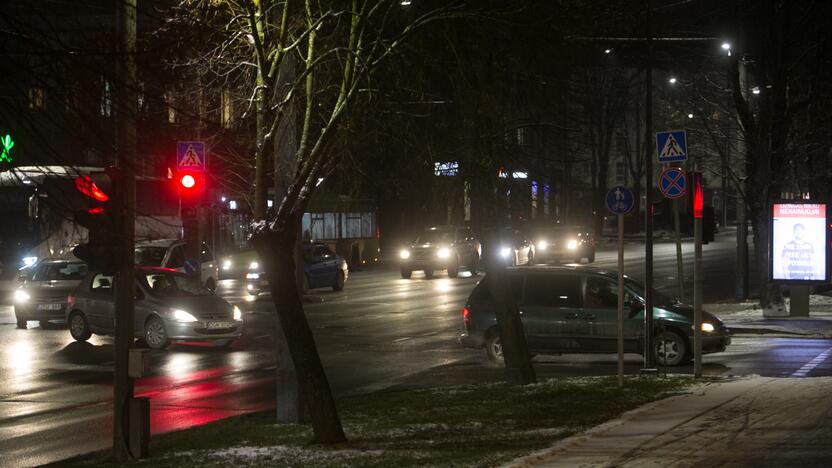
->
xmin=66 ymin=267 xmax=243 ymax=349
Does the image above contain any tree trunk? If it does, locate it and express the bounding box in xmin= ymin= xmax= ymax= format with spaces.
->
xmin=483 ymin=243 xmax=536 ymax=385
xmin=252 ymin=225 xmax=347 ymax=443
xmin=751 ymin=210 xmax=785 ymax=315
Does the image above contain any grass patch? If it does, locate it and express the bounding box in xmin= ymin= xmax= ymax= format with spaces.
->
xmin=58 ymin=375 xmax=696 ymax=467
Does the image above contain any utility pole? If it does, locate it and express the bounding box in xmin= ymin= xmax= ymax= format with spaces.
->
xmin=735 ymin=54 xmax=749 ymax=301
xmin=114 ymin=0 xmax=137 ymax=460
xmin=643 ymin=0 xmax=656 ymax=370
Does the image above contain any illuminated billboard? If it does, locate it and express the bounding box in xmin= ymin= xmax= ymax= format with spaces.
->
xmin=771 ymin=203 xmax=828 ymax=283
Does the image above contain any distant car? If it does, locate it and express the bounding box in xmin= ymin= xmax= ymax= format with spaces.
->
xmin=459 ymin=266 xmax=731 ymax=366
xmin=526 ymin=225 xmax=595 ymax=263
xmin=135 ymin=239 xmax=219 ymax=291
xmin=13 ymin=258 xmax=88 ymax=329
xmin=485 ymin=227 xmax=534 ymax=266
xmin=67 ymin=267 xmax=243 ymax=349
xmin=246 ymin=242 xmax=349 ymax=295
xmin=399 ymin=226 xmax=481 ymax=279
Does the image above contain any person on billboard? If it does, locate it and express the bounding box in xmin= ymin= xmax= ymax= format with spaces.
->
xmin=781 ymin=223 xmax=815 ymax=280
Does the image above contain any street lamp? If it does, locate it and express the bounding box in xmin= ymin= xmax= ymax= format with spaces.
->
xmin=687 ymin=113 xmax=694 ymax=119
xmin=604 ymin=48 xmax=613 ymax=54
xmin=668 ymin=77 xmax=677 ymax=84
xmin=721 ymin=42 xmax=732 ymax=56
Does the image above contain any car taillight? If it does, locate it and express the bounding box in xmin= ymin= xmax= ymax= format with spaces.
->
xmin=67 ymin=295 xmax=73 ymax=306
xmin=462 ymin=306 xmax=471 ymax=327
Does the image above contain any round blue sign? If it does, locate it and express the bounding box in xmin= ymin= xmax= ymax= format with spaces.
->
xmin=659 ymin=167 xmax=687 ymax=199
xmin=184 ymin=258 xmax=201 ymax=276
xmin=606 ymin=185 xmax=635 ymax=215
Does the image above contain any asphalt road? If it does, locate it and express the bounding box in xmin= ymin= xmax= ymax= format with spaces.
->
xmin=0 ymin=234 xmax=824 ymax=468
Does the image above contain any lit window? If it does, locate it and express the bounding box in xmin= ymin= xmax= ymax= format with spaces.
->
xmin=28 ymin=87 xmax=45 ymax=110
xmin=221 ymin=89 xmax=233 ymax=128
xmin=165 ymin=91 xmax=176 ymax=123
xmin=100 ymin=79 xmax=112 ymax=117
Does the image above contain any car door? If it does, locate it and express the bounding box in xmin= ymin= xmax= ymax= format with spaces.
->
xmin=519 ymin=273 xmax=583 ymax=351
xmin=165 ymin=245 xmax=186 ymax=271
xmin=304 ymin=245 xmax=327 ymax=288
xmin=86 ymin=273 xmax=115 ymax=332
xmin=583 ymin=276 xmax=645 ymax=353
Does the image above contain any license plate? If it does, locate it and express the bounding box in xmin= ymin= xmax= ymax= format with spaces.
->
xmin=37 ymin=303 xmax=62 ymax=310
xmin=206 ymin=321 xmax=232 ymax=329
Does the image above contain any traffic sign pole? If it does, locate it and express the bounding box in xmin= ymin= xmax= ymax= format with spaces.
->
xmin=617 ymin=213 xmax=625 ymax=388
xmin=693 ymin=172 xmax=703 ymax=378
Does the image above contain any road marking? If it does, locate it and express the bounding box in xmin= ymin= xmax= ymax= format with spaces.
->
xmin=791 ymin=346 xmax=832 ymax=377
xmin=392 ymin=337 xmax=411 ymax=343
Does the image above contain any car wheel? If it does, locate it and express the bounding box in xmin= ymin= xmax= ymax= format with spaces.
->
xmin=448 ymin=256 xmax=460 ymax=278
xmin=469 ymin=255 xmax=480 ymax=275
xmin=205 ymin=278 xmax=216 ymax=292
xmin=15 ymin=311 xmax=27 ymax=329
xmin=68 ymin=311 xmax=92 ymax=342
xmin=587 ymin=250 xmax=595 ymax=263
xmin=144 ymin=316 xmax=170 ymax=350
xmin=400 ymin=268 xmax=412 ymax=279
xmin=333 ymin=271 xmax=345 ymax=291
xmin=655 ymin=330 xmax=688 ymax=366
xmin=485 ymin=331 xmax=504 ymax=363
xmin=424 ymin=269 xmax=434 ymax=278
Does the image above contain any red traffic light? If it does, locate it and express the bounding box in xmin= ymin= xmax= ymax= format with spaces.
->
xmin=180 ymin=174 xmax=196 ymax=189
xmin=693 ymin=172 xmax=704 ymax=219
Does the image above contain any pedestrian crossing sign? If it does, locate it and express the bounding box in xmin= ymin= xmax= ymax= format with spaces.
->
xmin=655 ymin=130 xmax=688 ymax=163
xmin=177 ymin=141 xmax=206 ymax=172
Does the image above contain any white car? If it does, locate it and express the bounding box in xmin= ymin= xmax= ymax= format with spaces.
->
xmin=134 ymin=239 xmax=219 ymax=291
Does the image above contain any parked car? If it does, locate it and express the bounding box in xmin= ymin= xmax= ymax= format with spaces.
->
xmin=246 ymin=242 xmax=349 ymax=295
xmin=525 ymin=225 xmax=595 ymax=263
xmin=13 ymin=258 xmax=88 ymax=329
xmin=399 ymin=226 xmax=481 ymax=279
xmin=485 ymin=227 xmax=534 ymax=266
xmin=67 ymin=267 xmax=243 ymax=349
xmin=459 ymin=266 xmax=730 ymax=366
xmin=134 ymin=239 xmax=219 ymax=291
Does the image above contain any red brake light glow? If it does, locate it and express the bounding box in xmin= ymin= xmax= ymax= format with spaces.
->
xmin=75 ymin=175 xmax=109 ymax=202
xmin=462 ymin=306 xmax=471 ymax=327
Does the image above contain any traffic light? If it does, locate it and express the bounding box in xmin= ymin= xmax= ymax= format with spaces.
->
xmin=73 ymin=168 xmax=120 ymax=273
xmin=177 ymin=171 xmax=204 ymax=198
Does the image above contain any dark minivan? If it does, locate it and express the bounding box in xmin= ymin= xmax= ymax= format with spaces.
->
xmin=459 ymin=266 xmax=730 ymax=366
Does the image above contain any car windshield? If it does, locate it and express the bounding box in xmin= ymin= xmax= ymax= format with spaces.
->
xmin=138 ymin=271 xmax=211 ymax=297
xmin=415 ymin=230 xmax=453 ymax=244
xmin=135 ymin=247 xmax=167 ymax=266
xmin=533 ymin=227 xmax=576 ymax=239
xmin=32 ymin=262 xmax=88 ymax=281
xmin=624 ymin=277 xmax=674 ymax=305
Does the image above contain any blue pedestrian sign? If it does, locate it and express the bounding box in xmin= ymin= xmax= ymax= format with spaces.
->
xmin=656 ymin=130 xmax=688 ymax=163
xmin=177 ymin=141 xmax=206 ymax=172
xmin=606 ymin=185 xmax=635 ymax=215
xmin=659 ymin=167 xmax=687 ymax=199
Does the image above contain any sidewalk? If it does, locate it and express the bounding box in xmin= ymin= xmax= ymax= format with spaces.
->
xmin=707 ymin=294 xmax=832 ymax=338
xmin=506 ymin=376 xmax=832 ymax=467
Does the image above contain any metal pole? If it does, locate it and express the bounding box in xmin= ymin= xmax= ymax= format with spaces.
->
xmin=643 ymin=0 xmax=655 ymax=369
xmin=694 ymin=183 xmax=703 ymax=378
xmin=674 ymin=198 xmax=684 ymax=302
xmin=617 ymin=214 xmax=625 ymax=388
xmin=114 ymin=0 xmax=137 ymax=460
xmin=735 ymin=55 xmax=749 ymax=301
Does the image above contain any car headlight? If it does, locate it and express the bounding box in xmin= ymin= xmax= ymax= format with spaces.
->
xmin=13 ymin=289 xmax=30 ymax=303
xmin=249 ymin=261 xmax=259 ymax=270
xmin=537 ymin=240 xmax=548 ymax=250
xmin=701 ymin=322 xmax=715 ymax=333
xmin=437 ymin=248 xmax=451 ymax=259
xmin=172 ymin=308 xmax=198 ymax=322
xmin=222 ymin=259 xmax=232 ymax=270
xmin=399 ymin=249 xmax=411 ymax=260
xmin=22 ymin=256 xmax=37 ymax=268
xmin=233 ymin=305 xmax=243 ymax=321
xmin=499 ymin=247 xmax=512 ymax=258
xmin=567 ymin=239 xmax=578 ymax=250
